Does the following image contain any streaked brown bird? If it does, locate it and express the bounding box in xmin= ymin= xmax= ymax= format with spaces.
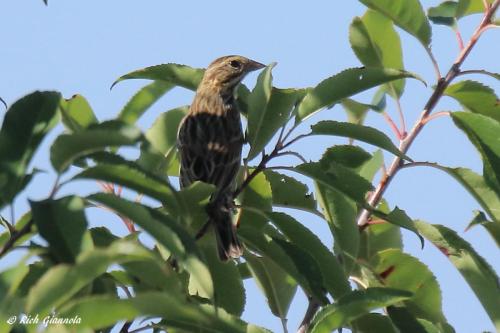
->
xmin=177 ymin=55 xmax=265 ymax=261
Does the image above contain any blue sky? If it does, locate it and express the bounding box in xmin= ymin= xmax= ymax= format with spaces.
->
xmin=0 ymin=1 xmax=498 ymax=332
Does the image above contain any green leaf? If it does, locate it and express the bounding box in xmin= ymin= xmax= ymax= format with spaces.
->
xmin=25 ymin=240 xmax=162 ymax=315
xmin=315 ymin=146 xmax=369 ymax=273
xmin=239 ymin=224 xmax=327 ymax=304
xmin=387 ymin=306 xmax=436 ymax=333
xmin=467 ymin=210 xmax=500 ymax=247
xmin=59 ymin=94 xmax=98 ymax=132
xmin=245 ymin=253 xmax=297 ymax=320
xmin=310 ymin=120 xmax=410 ymax=160
xmin=296 ymin=162 xmax=373 ymax=205
xmin=456 ymin=0 xmax=493 ymax=17
xmin=359 ymin=220 xmax=403 ymax=261
xmin=248 ymin=88 xmax=301 ymax=160
xmin=428 ymin=1 xmax=459 ymax=27
xmin=294 ymin=162 xmax=373 ymax=205
xmin=0 ymin=256 xmax=32 ymax=332
xmin=415 ymin=220 xmax=500 ymax=330
xmin=196 ymin=238 xmax=245 ymax=316
xmin=50 ymin=120 xmax=142 ymax=172
xmin=297 ymin=67 xmax=422 ymax=120
xmin=118 ymin=80 xmax=174 ymax=124
xmin=445 ymin=81 xmax=500 ymax=123
xmin=376 ymin=207 xmax=424 ymax=248
xmin=353 ymin=313 xmax=399 ymax=333
xmin=176 ymin=181 xmax=215 ymax=228
xmin=358 ymin=0 xmax=432 ymax=46
xmin=316 ymin=183 xmax=359 ymax=274
xmin=267 ymin=212 xmax=351 ymax=298
xmin=349 ymin=10 xmax=405 ymax=97
xmin=429 ymin=165 xmax=500 ymax=223
xmin=0 ymin=91 xmax=61 ymax=206
xmin=31 ymin=196 xmax=88 ymax=263
xmin=59 ymin=292 xmax=271 ymax=333
xmin=112 ymin=62 xmax=252 ymax=113
xmin=88 ymin=193 xmax=213 ymax=299
xmin=238 ymin=172 xmax=272 ymax=230
xmin=247 ymin=63 xmax=275 ymax=152
xmin=310 ymin=287 xmax=413 ymax=333
xmin=452 ymin=112 xmax=500 ymax=194
xmin=73 ymin=160 xmax=179 ymax=214
xmin=359 ymin=149 xmax=384 ymax=181
xmin=368 ymin=249 xmax=448 ymax=326
xmin=321 ymin=145 xmax=372 ymax=170
xmin=0 ymin=211 xmax=33 ymax=252
xmin=417 ymin=164 xmax=500 ymax=246
xmin=137 ymin=106 xmax=187 ymax=176
xmin=111 ymin=63 xmax=204 ymax=90
xmin=272 ymin=237 xmax=328 ymax=304
xmin=341 ymin=98 xmax=371 ymax=125
xmin=263 ymin=170 xmax=317 ymax=213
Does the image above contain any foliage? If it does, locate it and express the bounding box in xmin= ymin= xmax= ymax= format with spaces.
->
xmin=1 ymin=0 xmax=499 ymax=332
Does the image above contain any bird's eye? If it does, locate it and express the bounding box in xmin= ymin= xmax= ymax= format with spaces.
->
xmin=229 ymin=60 xmax=241 ymax=69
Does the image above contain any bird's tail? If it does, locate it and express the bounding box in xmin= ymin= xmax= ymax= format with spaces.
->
xmin=207 ymin=201 xmax=244 ymax=261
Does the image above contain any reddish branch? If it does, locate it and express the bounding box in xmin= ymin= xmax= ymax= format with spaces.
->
xmin=357 ymin=1 xmax=500 ymax=227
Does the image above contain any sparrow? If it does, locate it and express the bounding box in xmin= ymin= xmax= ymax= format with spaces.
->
xmin=177 ymin=55 xmax=265 ymax=261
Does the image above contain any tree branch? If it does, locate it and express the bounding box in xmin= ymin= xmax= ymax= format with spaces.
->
xmin=0 ymin=219 xmax=34 ymax=258
xmin=357 ymin=1 xmax=500 ymax=227
xmin=297 ymin=298 xmax=320 ymax=333
xmin=233 ymin=131 xmax=310 ymax=199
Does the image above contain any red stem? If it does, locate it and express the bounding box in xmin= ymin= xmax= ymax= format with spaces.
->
xmin=357 ymin=1 xmax=500 ymax=226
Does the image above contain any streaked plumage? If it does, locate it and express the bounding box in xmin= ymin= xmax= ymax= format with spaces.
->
xmin=177 ymin=55 xmax=265 ymax=261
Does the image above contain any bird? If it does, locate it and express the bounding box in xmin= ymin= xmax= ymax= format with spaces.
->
xmin=177 ymin=55 xmax=265 ymax=261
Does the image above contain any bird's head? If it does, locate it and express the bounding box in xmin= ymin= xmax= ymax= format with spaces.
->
xmin=201 ymin=55 xmax=265 ymax=93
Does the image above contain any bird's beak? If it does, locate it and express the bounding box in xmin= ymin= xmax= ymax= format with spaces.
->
xmin=247 ymin=60 xmax=266 ymax=71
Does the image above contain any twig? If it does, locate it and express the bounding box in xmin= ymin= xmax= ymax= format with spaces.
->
xmin=119 ymin=321 xmax=133 ymax=333
xmin=280 ymin=133 xmax=311 ymax=151
xmin=399 ymin=161 xmax=440 ymax=170
xmin=98 ymin=182 xmax=136 ymax=232
xmin=0 ymin=216 xmax=15 ymax=234
xmin=381 ymin=112 xmax=402 ymax=140
xmin=455 ymin=27 xmax=465 ymax=50
xmin=478 ymin=23 xmax=498 ymax=34
xmin=357 ymin=0 xmax=500 ymax=227
xmin=9 ymin=205 xmax=15 ymax=229
xmin=0 ymin=219 xmax=34 ymax=258
xmin=280 ymin=122 xmax=301 ymax=146
xmin=49 ymin=174 xmax=61 ymax=199
xmin=388 ymin=84 xmax=406 ymax=138
xmin=349 ymin=276 xmax=368 ymax=289
xmin=394 ymin=96 xmax=406 ymax=138
xmin=422 ymin=111 xmax=451 ymax=125
xmin=0 ymin=96 xmax=6 ymax=109
xmin=424 ymin=46 xmax=442 ymax=81
xmin=456 ymin=69 xmax=500 ymax=79
xmin=275 ymin=151 xmax=308 ymax=164
xmin=195 ymin=220 xmax=211 ymax=240
xmin=277 ymin=121 xmax=289 ymax=147
xmin=359 ymin=218 xmax=387 ymax=231
xmin=281 ymin=318 xmax=289 ymax=333
xmin=233 ymin=153 xmax=271 ymax=199
xmin=128 ymin=324 xmax=159 ymax=333
xmin=297 ymin=297 xmax=320 ymax=333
